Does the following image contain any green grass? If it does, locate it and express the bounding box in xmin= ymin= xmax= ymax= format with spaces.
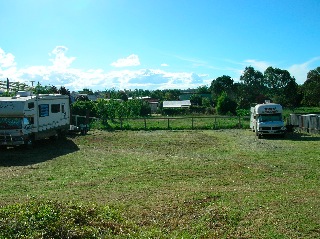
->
xmin=0 ymin=130 xmax=319 ymax=238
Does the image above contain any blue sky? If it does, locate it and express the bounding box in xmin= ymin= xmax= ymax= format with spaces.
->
xmin=0 ymin=0 xmax=319 ymax=92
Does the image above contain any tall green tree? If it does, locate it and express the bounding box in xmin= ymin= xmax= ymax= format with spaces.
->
xmin=216 ymin=91 xmax=237 ymax=115
xmin=190 ymin=94 xmax=202 ymax=106
xmin=196 ymin=85 xmax=210 ymax=94
xmin=264 ymin=67 xmax=298 ymax=105
xmin=239 ymin=66 xmax=267 ymax=105
xmin=302 ymin=67 xmax=320 ymax=106
xmin=210 ymin=75 xmax=234 ymax=101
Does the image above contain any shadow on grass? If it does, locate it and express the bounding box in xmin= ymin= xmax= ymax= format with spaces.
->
xmin=287 ymin=132 xmax=320 ymax=141
xmin=0 ymin=137 xmax=79 ymax=166
xmin=261 ymin=132 xmax=320 ymax=141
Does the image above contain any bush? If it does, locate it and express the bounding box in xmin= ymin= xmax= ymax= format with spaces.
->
xmin=216 ymin=92 xmax=237 ymax=115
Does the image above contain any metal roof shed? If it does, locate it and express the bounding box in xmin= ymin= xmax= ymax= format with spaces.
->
xmin=163 ymin=100 xmax=191 ymax=108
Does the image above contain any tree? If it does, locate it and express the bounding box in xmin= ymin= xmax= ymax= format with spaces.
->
xmin=196 ymin=85 xmax=210 ymax=94
xmin=190 ymin=94 xmax=202 ymax=106
xmin=33 ymin=83 xmax=57 ymax=94
xmin=264 ymin=67 xmax=298 ymax=105
xmin=58 ymin=86 xmax=70 ymax=96
xmin=71 ymin=100 xmax=97 ymax=117
xmin=79 ymin=88 xmax=93 ymax=95
xmin=210 ymin=75 xmax=234 ymax=101
xmin=276 ymin=77 xmax=301 ymax=108
xmin=216 ymin=92 xmax=237 ymax=115
xmin=239 ymin=66 xmax=267 ymax=105
xmin=302 ymin=67 xmax=320 ymax=106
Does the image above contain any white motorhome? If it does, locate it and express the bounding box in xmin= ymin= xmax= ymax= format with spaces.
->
xmin=250 ymin=102 xmax=286 ymax=138
xmin=0 ymin=91 xmax=70 ymax=148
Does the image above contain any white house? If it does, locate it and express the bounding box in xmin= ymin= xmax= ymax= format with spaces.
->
xmin=163 ymin=100 xmax=191 ymax=108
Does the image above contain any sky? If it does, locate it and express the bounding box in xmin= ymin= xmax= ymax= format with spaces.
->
xmin=0 ymin=0 xmax=320 ymax=92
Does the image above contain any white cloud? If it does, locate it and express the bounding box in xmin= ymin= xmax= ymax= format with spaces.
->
xmin=49 ymin=46 xmax=76 ymax=70
xmin=1 ymin=46 xmax=210 ymax=91
xmin=0 ymin=48 xmax=16 ymax=68
xmin=243 ymin=59 xmax=270 ymax=73
xmin=111 ymin=54 xmax=140 ymax=67
xmin=287 ymin=57 xmax=320 ymax=84
xmin=161 ymin=63 xmax=169 ymax=67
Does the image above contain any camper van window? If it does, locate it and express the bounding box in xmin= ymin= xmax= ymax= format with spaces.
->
xmin=28 ymin=102 xmax=35 ymax=109
xmin=39 ymin=104 xmax=49 ymax=117
xmin=0 ymin=117 xmax=22 ymax=129
xmin=23 ymin=118 xmax=30 ymax=125
xmin=51 ymin=104 xmax=60 ymax=113
xmin=61 ymin=105 xmax=65 ymax=113
xmin=258 ymin=114 xmax=282 ymax=122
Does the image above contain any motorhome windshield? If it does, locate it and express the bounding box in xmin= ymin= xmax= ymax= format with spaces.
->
xmin=258 ymin=114 xmax=282 ymax=122
xmin=0 ymin=117 xmax=22 ymax=129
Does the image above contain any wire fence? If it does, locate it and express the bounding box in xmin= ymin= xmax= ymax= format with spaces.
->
xmin=72 ymin=115 xmax=250 ymax=130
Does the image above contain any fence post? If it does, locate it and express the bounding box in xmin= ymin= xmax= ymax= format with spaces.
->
xmin=167 ymin=118 xmax=170 ymax=129
xmin=238 ymin=116 xmax=241 ymax=129
xmin=144 ymin=118 xmax=147 ymax=130
xmin=120 ymin=118 xmax=123 ymax=130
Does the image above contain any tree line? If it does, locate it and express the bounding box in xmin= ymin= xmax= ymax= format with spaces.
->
xmin=1 ymin=66 xmax=319 ymax=118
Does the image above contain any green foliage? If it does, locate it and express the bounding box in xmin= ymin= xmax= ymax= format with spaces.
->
xmin=302 ymin=66 xmax=320 ymax=106
xmin=79 ymin=88 xmax=94 ymax=95
xmin=71 ymin=100 xmax=97 ymax=117
xmin=33 ymin=83 xmax=58 ymax=94
xmin=216 ymin=92 xmax=237 ymax=115
xmin=0 ymin=91 xmax=15 ymax=97
xmin=93 ymin=99 xmax=151 ymax=123
xmin=239 ymin=66 xmax=267 ymax=104
xmin=189 ymin=94 xmax=202 ymax=106
xmin=196 ymin=85 xmax=210 ymax=94
xmin=210 ymin=75 xmax=235 ymax=101
xmin=0 ymin=200 xmax=134 ymax=238
xmin=201 ymin=97 xmax=211 ymax=108
xmin=236 ymin=108 xmax=250 ymax=117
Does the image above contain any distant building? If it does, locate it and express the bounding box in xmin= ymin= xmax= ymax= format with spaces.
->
xmin=163 ymin=100 xmax=191 ymax=108
xmin=128 ymin=96 xmax=159 ymax=114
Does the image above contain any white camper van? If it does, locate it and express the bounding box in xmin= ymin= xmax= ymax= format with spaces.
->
xmin=0 ymin=91 xmax=70 ymax=148
xmin=250 ymin=102 xmax=286 ymax=138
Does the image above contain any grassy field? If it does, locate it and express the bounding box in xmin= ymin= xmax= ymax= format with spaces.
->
xmin=93 ymin=116 xmax=250 ymax=131
xmin=0 ymin=129 xmax=319 ymax=238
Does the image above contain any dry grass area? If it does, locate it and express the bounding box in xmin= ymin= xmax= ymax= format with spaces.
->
xmin=0 ymin=129 xmax=319 ymax=238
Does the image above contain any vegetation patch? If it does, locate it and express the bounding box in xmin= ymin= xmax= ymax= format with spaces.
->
xmin=0 ymin=199 xmax=136 ymax=239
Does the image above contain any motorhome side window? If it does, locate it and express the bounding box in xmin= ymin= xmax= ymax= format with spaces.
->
xmin=61 ymin=105 xmax=65 ymax=113
xmin=51 ymin=104 xmax=60 ymax=113
xmin=39 ymin=104 xmax=49 ymax=117
xmin=28 ymin=102 xmax=34 ymax=109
